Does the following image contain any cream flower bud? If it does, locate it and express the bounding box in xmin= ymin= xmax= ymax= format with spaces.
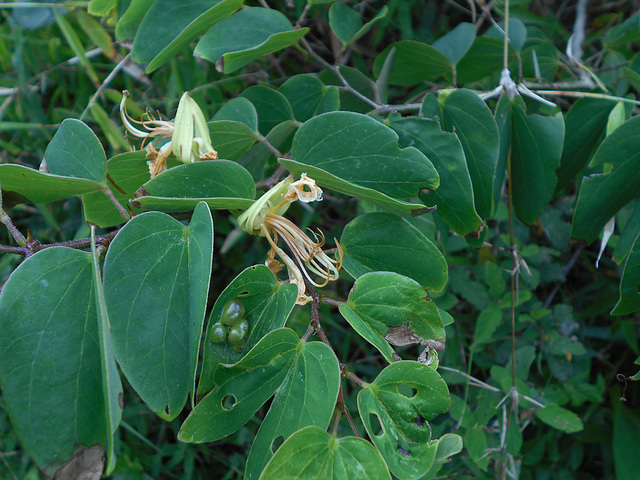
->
xmin=237 ymin=177 xmax=294 ymax=236
xmin=282 ymin=173 xmax=323 ymax=203
xmin=172 ymin=92 xmax=217 ymax=164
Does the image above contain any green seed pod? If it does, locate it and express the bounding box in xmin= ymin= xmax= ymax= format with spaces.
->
xmin=209 ymin=322 xmax=227 ymax=343
xmin=220 ymin=297 xmax=246 ymax=326
xmin=227 ymin=319 xmax=249 ymax=346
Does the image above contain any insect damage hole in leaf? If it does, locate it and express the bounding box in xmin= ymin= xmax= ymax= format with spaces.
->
xmin=271 ymin=435 xmax=284 ymax=453
xmin=398 ymin=384 xmax=418 ymax=398
xmin=370 ymin=413 xmax=384 ymax=437
xmin=222 ymin=394 xmax=237 ymax=411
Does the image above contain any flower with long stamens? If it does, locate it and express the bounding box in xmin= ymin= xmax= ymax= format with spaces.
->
xmin=238 ymin=175 xmax=342 ymax=305
xmin=120 ymin=90 xmax=217 ymax=177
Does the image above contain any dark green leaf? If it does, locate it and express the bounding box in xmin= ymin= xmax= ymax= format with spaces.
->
xmin=358 ymin=361 xmax=450 ymax=480
xmin=329 ymin=3 xmax=387 ymax=47
xmin=432 ymin=22 xmax=475 ymax=66
xmin=572 ymin=115 xmax=640 ymax=243
xmin=612 ymin=234 xmax=640 ymax=315
xmin=485 ymin=18 xmax=527 ymax=52
xmin=389 ymin=117 xmax=483 ymax=235
xmin=195 ymin=7 xmax=308 ymax=74
xmin=242 ymin=121 xmax=299 ymax=181
xmin=373 ymin=41 xmax=451 ymax=86
xmin=103 ymin=203 xmax=213 ymax=420
xmin=535 ymin=403 xmax=583 ymax=433
xmin=259 ymin=426 xmax=391 ymax=480
xmin=457 ymin=37 xmax=516 ymax=85
xmin=212 ymin=97 xmax=259 ymax=131
xmin=45 ymin=118 xmax=106 ymax=184
xmin=290 ymin=111 xmax=439 ymax=198
xmin=245 ymin=342 xmax=340 ymax=479
xmin=340 ymin=272 xmax=445 ymax=363
xmin=198 ymin=265 xmax=298 ymax=394
xmin=279 ymin=74 xmax=340 ymax=123
xmin=179 ymin=328 xmax=300 ymax=443
xmin=210 ymin=120 xmax=259 ymax=160
xmin=240 ymin=85 xmax=295 ymax=135
xmin=0 ymin=248 xmax=113 ymax=474
xmin=340 ymin=213 xmax=448 ymax=292
xmin=115 ymin=0 xmax=156 ymax=42
xmin=613 ymin=402 xmax=640 ymax=479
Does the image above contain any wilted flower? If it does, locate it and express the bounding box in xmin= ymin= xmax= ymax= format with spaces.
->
xmin=120 ymin=90 xmax=217 ymax=177
xmin=238 ymin=175 xmax=342 ymax=305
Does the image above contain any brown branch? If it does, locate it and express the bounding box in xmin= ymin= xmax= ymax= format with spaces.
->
xmin=0 ymin=230 xmax=119 ymax=257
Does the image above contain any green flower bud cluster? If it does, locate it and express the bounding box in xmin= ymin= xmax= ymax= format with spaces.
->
xmin=209 ymin=298 xmax=249 ymax=352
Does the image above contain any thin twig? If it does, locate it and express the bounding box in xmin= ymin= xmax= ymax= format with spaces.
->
xmin=101 ymin=185 xmax=130 ymax=220
xmin=80 ymin=53 xmax=131 ymax=121
xmin=255 ymin=165 xmax=288 ymax=190
xmin=0 ymin=210 xmax=27 ymax=247
xmin=256 ymin=132 xmax=284 ymax=159
xmin=0 ymin=230 xmax=118 ymax=257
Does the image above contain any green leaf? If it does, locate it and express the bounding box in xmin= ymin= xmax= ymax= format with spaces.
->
xmin=329 ymin=3 xmax=387 ymax=47
xmin=373 ymin=41 xmax=450 ymax=86
xmin=259 ymin=426 xmax=391 ymax=480
xmin=195 ymin=7 xmax=309 ymax=74
xmin=103 ymin=203 xmax=213 ymax=420
xmin=82 ymin=151 xmax=149 ymax=228
xmin=535 ymin=403 xmax=583 ymax=433
xmin=53 ymin=9 xmax=100 ymax=86
xmin=290 ymin=111 xmax=439 ymax=199
xmin=556 ymin=98 xmax=613 ymax=190
xmin=90 ymin=229 xmax=123 ymax=475
xmin=613 ymin=402 xmax=640 ymax=479
xmin=456 ymin=37 xmax=515 ymax=85
xmin=245 ymin=342 xmax=340 ymax=480
xmin=179 ymin=328 xmax=300 ymax=443
xmin=510 ymin=106 xmax=564 ymax=225
xmin=433 ymin=433 xmax=463 ymax=463
xmin=614 ymin=200 xmax=640 ymax=264
xmin=439 ymin=89 xmax=500 ymax=220
xmin=213 ymin=97 xmax=259 ymax=131
xmin=210 ymin=120 xmax=259 ymax=160
xmin=612 ymin=234 xmax=640 ymax=315
xmin=319 ymin=66 xmax=376 ymax=113
xmin=240 ymin=85 xmax=295 ymax=135
xmin=198 ymin=265 xmax=298 ymax=394
xmin=131 ymin=0 xmax=243 ymax=71
xmin=340 ymin=272 xmax=445 ymax=363
xmin=88 ymin=0 xmax=116 ymax=16
xmin=279 ymin=74 xmax=340 ymax=123
xmin=485 ymin=18 xmax=527 ymax=52
xmin=572 ymin=115 xmax=640 ymax=243
xmin=340 ymin=213 xmax=448 ymax=291
xmin=358 ymin=361 xmax=450 ymax=480
xmin=494 ymin=94 xmax=512 ymax=214
xmin=132 ymin=160 xmax=256 ymax=213
xmin=0 ymin=165 xmax=103 ymax=204
xmin=45 ymin=118 xmax=106 ymax=184
xmin=280 ymin=159 xmax=427 ymax=217
xmin=115 ymin=0 xmax=156 ymax=42
xmin=432 ymin=22 xmax=476 ymax=66
xmin=0 ymin=248 xmax=114 ymax=475
xmin=473 ymin=304 xmax=503 ymax=348
xmin=389 ymin=117 xmax=483 ymax=235
xmin=243 ymin=121 xmax=299 ymax=181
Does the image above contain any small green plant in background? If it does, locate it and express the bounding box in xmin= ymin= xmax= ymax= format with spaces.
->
xmin=0 ymin=1 xmax=639 ymax=479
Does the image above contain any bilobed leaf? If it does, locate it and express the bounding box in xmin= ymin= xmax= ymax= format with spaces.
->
xmin=279 ymin=74 xmax=340 ymax=123
xmin=132 ymin=160 xmax=256 ymax=213
xmin=572 ymin=115 xmax=640 ymax=243
xmin=245 ymin=342 xmax=340 ymax=480
xmin=88 ymin=0 xmax=116 ymax=16
xmin=259 ymin=426 xmax=391 ymax=480
xmin=432 ymin=22 xmax=476 ymax=66
xmin=82 ymin=151 xmax=149 ymax=228
xmin=510 ymin=106 xmax=564 ymax=225
xmin=198 ymin=265 xmax=298 ymax=394
xmin=485 ymin=18 xmax=527 ymax=52
xmin=319 ymin=66 xmax=376 ymax=113
xmin=535 ymin=403 xmax=583 ymax=433
xmin=131 ymin=0 xmax=243 ymax=72
xmin=90 ymin=229 xmax=123 ymax=475
xmin=0 ymin=165 xmax=103 ymax=204
xmin=329 ymin=3 xmax=387 ymax=47
xmin=457 ymin=37 xmax=516 ymax=85
xmin=340 ymin=213 xmax=448 ymax=291
xmin=195 ymin=7 xmax=308 ymax=74
xmin=240 ymin=85 xmax=295 ymax=135
xmin=209 ymin=120 xmax=259 ymax=160
xmin=103 ymin=203 xmax=213 ymax=420
xmin=439 ymin=89 xmax=500 ymax=220
xmin=115 ymin=0 xmax=156 ymax=41
xmin=373 ymin=41 xmax=450 ymax=86
xmin=290 ymin=111 xmax=439 ymax=199
xmin=614 ymin=200 xmax=640 ymax=264
xmin=213 ymin=98 xmax=259 ymax=131
xmin=179 ymin=329 xmax=299 ymax=443
xmin=0 ymin=248 xmax=111 ymax=475
xmin=389 ymin=117 xmax=483 ymax=235
xmin=612 ymin=234 xmax=640 ymax=315
xmin=44 ymin=118 xmax=106 ymax=184
xmin=556 ymin=98 xmax=613 ymax=190
xmin=340 ymin=272 xmax=445 ymax=363
xmin=358 ymin=361 xmax=450 ymax=480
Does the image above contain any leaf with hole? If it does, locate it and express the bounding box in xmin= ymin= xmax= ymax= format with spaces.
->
xmin=198 ymin=265 xmax=298 ymax=394
xmin=259 ymin=425 xmax=391 ymax=480
xmin=340 ymin=213 xmax=448 ymax=291
xmin=195 ymin=7 xmax=308 ymax=74
xmin=103 ymin=202 xmax=213 ymax=420
xmin=0 ymin=247 xmax=121 ymax=476
xmin=245 ymin=341 xmax=340 ymax=480
xmin=179 ymin=328 xmax=299 ymax=443
xmin=358 ymin=361 xmax=450 ymax=480
xmin=339 ymin=272 xmax=445 ymax=363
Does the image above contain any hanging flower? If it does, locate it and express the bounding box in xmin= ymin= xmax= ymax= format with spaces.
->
xmin=120 ymin=90 xmax=217 ymax=177
xmin=238 ymin=175 xmax=342 ymax=305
